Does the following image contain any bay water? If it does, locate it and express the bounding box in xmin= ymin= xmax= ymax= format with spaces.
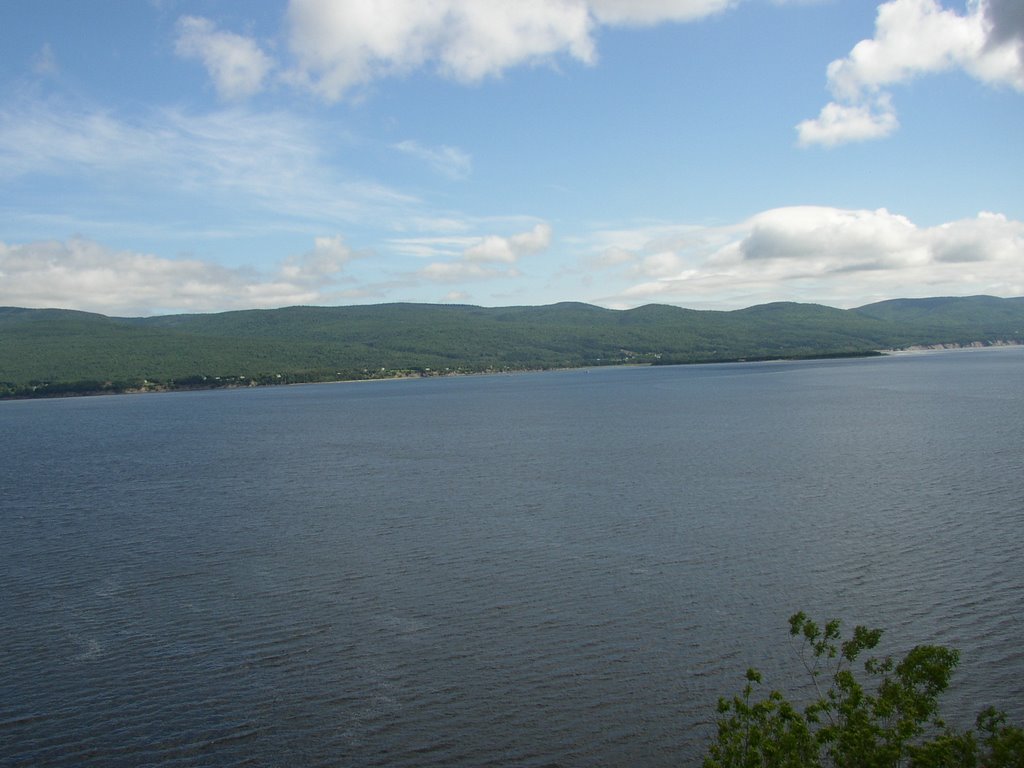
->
xmin=2 ymin=349 xmax=1022 ymax=766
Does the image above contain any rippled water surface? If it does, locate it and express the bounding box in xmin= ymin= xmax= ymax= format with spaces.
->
xmin=3 ymin=349 xmax=1023 ymax=766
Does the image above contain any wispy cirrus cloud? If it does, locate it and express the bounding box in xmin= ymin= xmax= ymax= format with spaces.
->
xmin=393 ymin=140 xmax=472 ymax=179
xmin=799 ymin=0 xmax=1024 ymax=146
xmin=0 ymin=101 xmax=415 ymax=236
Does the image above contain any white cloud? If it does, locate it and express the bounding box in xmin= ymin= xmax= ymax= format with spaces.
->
xmin=421 ymin=222 xmax=552 ymax=281
xmin=464 ymin=223 xmax=552 ymax=263
xmin=800 ymin=0 xmax=1024 ymax=146
xmin=513 ymin=221 xmax=555 ymax=253
xmin=175 ymin=16 xmax=274 ymax=100
xmin=930 ymin=210 xmax=1024 ymax=262
xmin=588 ymin=0 xmax=736 ymax=25
xmin=169 ymin=0 xmax=1022 ymax=117
xmin=284 ymin=0 xmax=595 ymax=100
xmin=636 ymin=250 xmax=686 ymax=277
xmin=595 ymin=246 xmax=635 ymax=267
xmin=593 ymin=207 xmax=1024 ymax=308
xmin=280 ymin=235 xmax=359 ymax=283
xmin=282 ymin=0 xmax=734 ymax=101
xmin=796 ymin=94 xmax=898 ymax=147
xmin=463 ymin=236 xmax=522 ymax=263
xmin=393 ymin=139 xmax=472 ymax=179
xmin=0 ymin=236 xmax=361 ymax=316
xmin=5 ymin=212 xmax=1022 ymax=315
xmin=733 ymin=206 xmax=927 ymax=268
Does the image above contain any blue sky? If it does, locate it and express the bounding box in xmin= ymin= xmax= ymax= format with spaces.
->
xmin=1 ymin=0 xmax=1022 ymax=316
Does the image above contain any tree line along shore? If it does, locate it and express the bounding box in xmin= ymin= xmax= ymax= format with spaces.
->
xmin=2 ymin=296 xmax=1022 ymax=399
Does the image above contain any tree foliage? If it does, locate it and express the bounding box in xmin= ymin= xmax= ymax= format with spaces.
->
xmin=4 ymin=297 xmax=1024 ymax=397
xmin=704 ymin=612 xmax=1024 ymax=768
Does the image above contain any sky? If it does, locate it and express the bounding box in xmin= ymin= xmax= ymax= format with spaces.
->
xmin=1 ymin=0 xmax=1022 ymax=316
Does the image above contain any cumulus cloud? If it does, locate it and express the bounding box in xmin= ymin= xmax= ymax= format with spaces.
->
xmin=175 ymin=16 xmax=274 ymax=100
xmin=421 ymin=222 xmax=552 ymax=281
xmin=795 ymin=95 xmax=899 ymax=147
xmin=983 ymin=0 xmax=1024 ymax=51
xmin=7 ymin=212 xmax=1022 ymax=315
xmin=594 ymin=207 xmax=1024 ymax=307
xmin=464 ymin=223 xmax=552 ymax=263
xmin=280 ymin=235 xmax=360 ymax=283
xmin=736 ymin=207 xmax=924 ymax=265
xmin=393 ymin=140 xmax=472 ymax=179
xmin=284 ymin=0 xmax=593 ymax=100
xmin=0 ymin=236 xmax=357 ymax=316
xmin=799 ymin=0 xmax=1024 ymax=146
xmin=168 ymin=1 xmax=742 ymax=102
xmin=282 ymin=0 xmax=733 ymax=100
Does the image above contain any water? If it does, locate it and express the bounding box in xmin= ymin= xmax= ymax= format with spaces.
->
xmin=2 ymin=348 xmax=1023 ymax=766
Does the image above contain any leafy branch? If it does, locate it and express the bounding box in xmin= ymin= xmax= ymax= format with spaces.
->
xmin=704 ymin=612 xmax=1022 ymax=768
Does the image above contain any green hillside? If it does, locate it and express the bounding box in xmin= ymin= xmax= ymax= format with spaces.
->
xmin=1 ymin=296 xmax=1022 ymax=398
xmin=854 ymin=295 xmax=1024 ymax=342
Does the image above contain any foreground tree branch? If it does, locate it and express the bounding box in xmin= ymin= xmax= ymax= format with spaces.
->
xmin=704 ymin=612 xmax=1024 ymax=768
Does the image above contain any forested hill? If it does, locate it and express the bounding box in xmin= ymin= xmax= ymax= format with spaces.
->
xmin=2 ymin=295 xmax=1023 ymax=397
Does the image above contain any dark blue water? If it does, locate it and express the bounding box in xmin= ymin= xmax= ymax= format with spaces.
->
xmin=2 ymin=349 xmax=1023 ymax=766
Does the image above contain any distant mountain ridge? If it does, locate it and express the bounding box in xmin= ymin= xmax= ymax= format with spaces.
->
xmin=2 ymin=295 xmax=1022 ymax=397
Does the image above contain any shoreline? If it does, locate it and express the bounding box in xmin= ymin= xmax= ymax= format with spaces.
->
xmin=3 ymin=340 xmax=1020 ymax=402
xmin=883 ymin=339 xmax=1023 ymax=355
